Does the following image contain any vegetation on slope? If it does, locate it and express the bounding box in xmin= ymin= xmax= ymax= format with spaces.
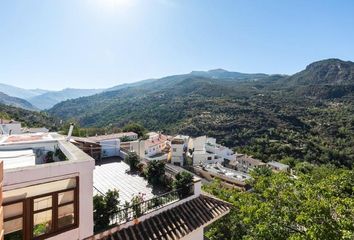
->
xmin=48 ymin=59 xmax=354 ymax=168
xmin=203 ymin=165 xmax=354 ymax=240
xmin=0 ymin=91 xmax=37 ymax=111
xmin=0 ymin=103 xmax=58 ymax=129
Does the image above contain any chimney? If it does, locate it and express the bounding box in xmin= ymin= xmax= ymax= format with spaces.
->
xmin=67 ymin=123 xmax=74 ymax=141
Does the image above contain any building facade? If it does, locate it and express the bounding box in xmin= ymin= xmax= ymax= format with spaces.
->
xmin=0 ymin=133 xmax=95 ymax=240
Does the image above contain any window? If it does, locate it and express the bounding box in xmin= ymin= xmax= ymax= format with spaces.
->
xmin=173 ymin=148 xmax=177 ymax=152
xmin=207 ymin=157 xmax=212 ymax=160
xmin=3 ymin=177 xmax=79 ymax=240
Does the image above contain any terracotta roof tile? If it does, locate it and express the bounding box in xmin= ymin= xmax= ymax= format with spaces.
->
xmin=99 ymin=195 xmax=231 ymax=240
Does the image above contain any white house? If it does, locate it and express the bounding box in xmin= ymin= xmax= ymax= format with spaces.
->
xmin=0 ymin=132 xmax=95 ymax=240
xmin=170 ymin=137 xmax=185 ymax=166
xmin=267 ymin=161 xmax=289 ymax=172
xmin=189 ymin=136 xmax=224 ymax=166
xmin=129 ymin=132 xmax=170 ymax=160
xmin=205 ymin=137 xmax=234 ymax=161
xmin=0 ymin=119 xmax=22 ymax=135
xmin=87 ymin=134 xmax=122 ymax=158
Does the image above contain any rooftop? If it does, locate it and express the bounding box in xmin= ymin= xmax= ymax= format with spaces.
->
xmin=205 ymin=163 xmax=251 ymax=181
xmin=268 ymin=161 xmax=289 ymax=169
xmin=237 ymin=154 xmax=265 ymax=166
xmin=171 ymin=138 xmax=184 ymax=145
xmin=99 ymin=194 xmax=231 ymax=240
xmin=0 ymin=133 xmax=94 ymax=170
xmin=0 ymin=132 xmax=63 ymax=145
xmin=87 ymin=132 xmax=138 ymax=142
xmin=93 ymin=158 xmax=165 ymax=202
xmin=144 ymin=134 xmax=169 ymax=148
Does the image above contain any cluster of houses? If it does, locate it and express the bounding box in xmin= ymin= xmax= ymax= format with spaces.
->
xmin=71 ymin=130 xmax=289 ymax=184
xmin=0 ymin=118 xmax=292 ymax=240
xmin=170 ymin=135 xmax=289 ymax=172
xmin=0 ymin=124 xmax=231 ymax=240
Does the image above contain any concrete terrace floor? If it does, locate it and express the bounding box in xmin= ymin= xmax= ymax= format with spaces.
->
xmin=93 ymin=158 xmax=161 ymax=203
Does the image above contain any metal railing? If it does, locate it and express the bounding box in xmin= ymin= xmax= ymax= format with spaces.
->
xmin=109 ymin=184 xmax=194 ymax=226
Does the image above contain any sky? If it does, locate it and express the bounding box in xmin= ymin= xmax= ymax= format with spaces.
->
xmin=0 ymin=0 xmax=354 ymax=90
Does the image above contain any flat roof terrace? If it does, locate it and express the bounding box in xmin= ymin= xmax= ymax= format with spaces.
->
xmin=93 ymin=158 xmax=164 ymax=203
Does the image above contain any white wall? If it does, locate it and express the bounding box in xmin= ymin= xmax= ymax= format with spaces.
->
xmin=100 ymin=139 xmax=120 ymax=158
xmin=3 ymin=143 xmax=95 ymax=240
xmin=193 ymin=136 xmax=207 ymax=151
xmin=171 ymin=144 xmax=184 ymax=165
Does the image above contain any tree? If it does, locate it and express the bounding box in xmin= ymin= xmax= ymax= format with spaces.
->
xmin=173 ymin=171 xmax=194 ymax=198
xmin=122 ymin=123 xmax=146 ymax=138
xmin=126 ymin=152 xmax=140 ymax=171
xmin=93 ymin=195 xmax=109 ymax=231
xmin=105 ymin=189 xmax=120 ymax=222
xmin=250 ymin=166 xmax=273 ymax=177
xmin=145 ymin=160 xmax=165 ymax=186
xmin=204 ymin=166 xmax=354 ymax=240
xmin=93 ymin=189 xmax=120 ymax=231
xmin=120 ymin=136 xmax=131 ymax=142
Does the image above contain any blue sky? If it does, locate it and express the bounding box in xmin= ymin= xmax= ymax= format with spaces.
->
xmin=0 ymin=0 xmax=354 ymax=90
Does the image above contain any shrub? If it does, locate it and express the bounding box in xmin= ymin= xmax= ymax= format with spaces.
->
xmin=131 ymin=193 xmax=146 ymax=218
xmin=122 ymin=123 xmax=146 ymax=138
xmin=93 ymin=189 xmax=120 ymax=231
xmin=145 ymin=160 xmax=165 ymax=186
xmin=126 ymin=152 xmax=140 ymax=171
xmin=173 ymin=171 xmax=194 ymax=198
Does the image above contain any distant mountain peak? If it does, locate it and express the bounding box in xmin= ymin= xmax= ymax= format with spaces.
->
xmin=305 ymin=58 xmax=354 ymax=70
xmin=290 ymin=58 xmax=354 ymax=85
xmin=208 ymin=68 xmax=229 ymax=73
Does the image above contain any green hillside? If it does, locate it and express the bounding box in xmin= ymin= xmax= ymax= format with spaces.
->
xmin=48 ymin=59 xmax=354 ymax=168
xmin=0 ymin=103 xmax=58 ymax=129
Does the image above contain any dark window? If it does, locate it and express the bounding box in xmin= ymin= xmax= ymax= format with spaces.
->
xmin=4 ymin=178 xmax=79 ymax=240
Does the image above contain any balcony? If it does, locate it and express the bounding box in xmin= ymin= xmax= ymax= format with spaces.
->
xmin=101 ymin=184 xmax=194 ymax=228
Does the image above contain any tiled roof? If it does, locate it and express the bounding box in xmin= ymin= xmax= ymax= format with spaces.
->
xmin=100 ymin=195 xmax=231 ymax=240
xmin=145 ymin=134 xmax=169 ymax=148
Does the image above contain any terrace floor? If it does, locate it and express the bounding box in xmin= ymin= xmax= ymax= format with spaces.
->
xmin=93 ymin=157 xmax=164 ymax=203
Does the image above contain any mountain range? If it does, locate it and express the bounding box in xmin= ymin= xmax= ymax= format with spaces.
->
xmin=0 ymin=83 xmax=104 ymax=110
xmin=1 ymin=58 xmax=354 ymax=168
xmin=0 ymin=92 xmax=37 ymax=111
xmin=48 ymin=58 xmax=354 ymax=127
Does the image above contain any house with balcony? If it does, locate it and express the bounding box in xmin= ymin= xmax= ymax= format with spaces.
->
xmin=90 ymin=174 xmax=231 ymax=240
xmin=188 ymin=136 xmax=224 ymax=166
xmin=0 ymin=132 xmax=95 ymax=240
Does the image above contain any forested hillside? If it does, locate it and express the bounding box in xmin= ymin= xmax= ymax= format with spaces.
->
xmin=48 ymin=59 xmax=354 ymax=168
xmin=204 ymin=165 xmax=354 ymax=240
xmin=0 ymin=103 xmax=58 ymax=129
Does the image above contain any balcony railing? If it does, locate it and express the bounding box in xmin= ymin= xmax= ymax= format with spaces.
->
xmin=94 ymin=183 xmax=194 ymax=233
xmin=112 ymin=184 xmax=193 ymax=225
